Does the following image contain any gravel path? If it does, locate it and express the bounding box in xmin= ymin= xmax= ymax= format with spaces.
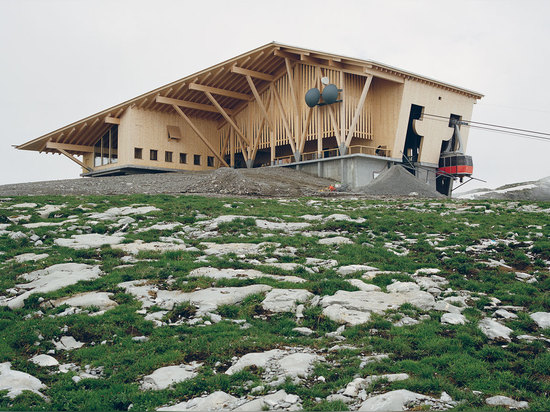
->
xmin=0 ymin=167 xmax=340 ymax=197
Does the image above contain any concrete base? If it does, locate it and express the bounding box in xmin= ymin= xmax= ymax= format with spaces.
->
xmin=276 ymin=153 xmax=440 ymax=192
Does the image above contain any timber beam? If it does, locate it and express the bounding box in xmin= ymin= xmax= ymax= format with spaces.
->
xmin=203 ymin=91 xmax=251 ymax=147
xmin=104 ymin=116 xmax=120 ymax=125
xmin=57 ymin=148 xmax=92 ymax=172
xmin=156 ymin=95 xmax=234 ymax=115
xmin=46 ymin=142 xmax=94 ymax=153
xmin=231 ymin=66 xmax=275 ymax=82
xmin=189 ymin=83 xmax=252 ymax=101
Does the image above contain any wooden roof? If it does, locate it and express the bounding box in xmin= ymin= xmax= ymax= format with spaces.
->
xmin=16 ymin=42 xmax=484 ymax=153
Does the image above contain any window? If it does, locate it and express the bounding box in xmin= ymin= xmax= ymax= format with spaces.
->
xmin=134 ymin=148 xmax=143 ymax=159
xmin=179 ymin=153 xmax=187 ymax=164
xmin=93 ymin=125 xmax=118 ymax=167
xmin=167 ymin=125 xmax=182 ymax=140
xmin=165 ymin=151 xmax=173 ymax=162
xmin=194 ymin=154 xmax=201 ymax=165
xmin=150 ymin=149 xmax=158 ymax=161
xmin=207 ymin=156 xmax=214 ymax=167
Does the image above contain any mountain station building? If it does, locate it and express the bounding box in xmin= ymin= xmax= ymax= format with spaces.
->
xmin=16 ymin=42 xmax=483 ymax=195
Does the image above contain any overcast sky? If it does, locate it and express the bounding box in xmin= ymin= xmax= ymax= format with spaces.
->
xmin=1 ymin=0 xmax=549 ymax=191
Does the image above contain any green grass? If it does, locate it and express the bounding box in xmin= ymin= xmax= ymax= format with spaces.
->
xmin=0 ymin=195 xmax=549 ymax=411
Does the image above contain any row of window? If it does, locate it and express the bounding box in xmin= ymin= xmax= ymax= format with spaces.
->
xmin=134 ymin=148 xmax=214 ymax=167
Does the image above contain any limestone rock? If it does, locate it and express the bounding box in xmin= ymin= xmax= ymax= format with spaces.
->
xmin=89 ymin=206 xmax=159 ymax=220
xmin=344 ymin=373 xmax=409 ymax=397
xmin=54 ymin=233 xmax=124 ymax=249
xmin=478 ymin=318 xmax=513 ymax=341
xmin=200 ymin=242 xmax=276 ymax=257
xmin=359 ymin=389 xmax=433 ymax=411
xmin=530 ymin=312 xmax=550 ymax=329
xmin=319 ymin=236 xmax=353 ymax=245
xmin=292 ymin=327 xmax=314 ymax=336
xmin=30 ymin=354 xmax=59 ymax=367
xmin=113 ymin=240 xmax=194 ymax=255
xmin=189 ymin=267 xmax=305 ymax=283
xmin=1 ymin=263 xmax=102 ymax=310
xmin=337 ymin=265 xmax=378 ymax=275
xmin=53 ymin=336 xmax=84 ymax=351
xmin=262 ymin=289 xmax=313 ymax=313
xmin=255 ymin=219 xmax=310 ymax=232
xmin=346 ymin=279 xmax=381 ymax=292
xmin=0 ymin=362 xmax=46 ymax=399
xmin=157 ymin=390 xmax=238 ymax=411
xmin=141 ymin=363 xmax=201 ymax=390
xmin=441 ymin=313 xmax=467 ymax=325
xmin=49 ymin=292 xmax=118 ymax=312
xmin=278 ymin=353 xmax=323 ymax=378
xmin=486 ymin=395 xmax=529 ymax=409
xmin=323 ymin=304 xmax=372 ymax=326
xmin=225 ymin=349 xmax=284 ymax=375
xmin=13 ymin=253 xmax=49 ymax=263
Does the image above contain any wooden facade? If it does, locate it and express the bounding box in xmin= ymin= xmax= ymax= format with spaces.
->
xmin=16 ymin=43 xmax=483 ymax=175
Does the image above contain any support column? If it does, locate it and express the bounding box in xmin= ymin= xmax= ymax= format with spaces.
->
xmin=230 ymin=129 xmax=235 ymax=168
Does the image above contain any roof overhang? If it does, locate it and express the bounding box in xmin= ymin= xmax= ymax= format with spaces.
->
xmin=16 ymin=42 xmax=484 ymax=154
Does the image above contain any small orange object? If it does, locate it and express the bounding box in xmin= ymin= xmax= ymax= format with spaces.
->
xmin=328 ymin=185 xmax=336 ymax=191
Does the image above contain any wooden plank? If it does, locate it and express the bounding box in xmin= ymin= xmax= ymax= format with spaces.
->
xmin=105 ymin=116 xmax=121 ymax=125
xmin=171 ymin=104 xmax=229 ymax=167
xmin=284 ymin=58 xmax=299 ymax=115
xmin=231 ymin=65 xmax=274 ymax=82
xmin=327 ymin=104 xmax=342 ymax=146
xmin=57 ymin=148 xmax=92 ymax=171
xmin=271 ymin=84 xmax=297 ymax=153
xmin=340 ymin=70 xmax=345 ymax=141
xmin=189 ymin=83 xmax=251 ymax=101
xmin=229 ymin=128 xmax=235 ymax=167
xmin=167 ymin=125 xmax=182 ymax=140
xmin=345 ymin=75 xmax=373 ymax=147
xmin=299 ymin=107 xmax=314 ymax=153
xmin=274 ymin=49 xmax=299 ymax=60
xmin=156 ymin=95 xmax=233 ymax=115
xmin=246 ymin=75 xmax=274 ymax=130
xmin=270 ymin=131 xmax=275 ymax=165
xmin=204 ymin=91 xmax=251 ymax=147
xmin=46 ymin=142 xmax=94 ymax=153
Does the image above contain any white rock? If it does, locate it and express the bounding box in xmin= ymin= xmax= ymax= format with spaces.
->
xmin=0 ymin=362 xmax=46 ymax=399
xmin=54 ymin=233 xmax=124 ymax=249
xmin=478 ymin=318 xmax=513 ymax=341
xmin=255 ymin=219 xmax=310 ymax=232
xmin=53 ymin=336 xmax=84 ymax=351
xmin=141 ymin=363 xmax=201 ymax=390
xmin=441 ymin=313 xmax=467 ymax=325
xmin=323 ymin=304 xmax=371 ymax=326
xmin=434 ymin=300 xmax=464 ymax=313
xmin=386 ymin=282 xmax=420 ymax=293
xmin=89 ymin=206 xmax=159 ymax=220
xmin=37 ymin=204 xmax=64 ymax=218
xmin=200 ymin=242 xmax=277 ymax=257
xmin=359 ymin=389 xmax=431 ymax=411
xmin=49 ymin=292 xmax=118 ymax=312
xmin=189 ymin=267 xmax=305 ymax=283
xmin=1 ymin=263 xmax=102 ymax=310
xmin=30 ymin=354 xmax=59 ymax=367
xmin=278 ymin=353 xmax=323 ymax=378
xmin=530 ymin=312 xmax=550 ymax=329
xmin=234 ymin=390 xmax=291 ymax=411
xmin=10 ymin=202 xmax=38 ymax=209
xmin=319 ymin=236 xmax=353 ymax=245
xmin=321 ymin=289 xmax=435 ymax=314
xmin=157 ymin=390 xmax=238 ymax=411
xmin=486 ymin=395 xmax=529 ymax=409
xmin=346 ymin=279 xmax=381 ymax=292
xmin=113 ymin=240 xmax=193 ymax=255
xmin=344 ymin=374 xmax=409 ymax=397
xmin=292 ymin=327 xmax=314 ymax=336
xmin=337 ymin=265 xmax=379 ymax=275
xmin=494 ymin=309 xmax=518 ymax=320
xmin=225 ymin=350 xmax=284 ymax=375
xmin=13 ymin=253 xmax=49 ymax=263
xmin=262 ymin=289 xmax=313 ymax=313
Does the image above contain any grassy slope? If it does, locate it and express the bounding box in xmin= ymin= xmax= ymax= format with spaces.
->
xmin=0 ymin=195 xmax=548 ymax=411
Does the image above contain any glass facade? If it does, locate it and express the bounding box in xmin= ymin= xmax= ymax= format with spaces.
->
xmin=94 ymin=125 xmax=118 ymax=167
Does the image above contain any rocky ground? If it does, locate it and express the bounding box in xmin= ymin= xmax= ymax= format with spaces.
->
xmin=0 ymin=195 xmax=548 ymax=411
xmin=0 ymin=168 xmax=340 ymax=198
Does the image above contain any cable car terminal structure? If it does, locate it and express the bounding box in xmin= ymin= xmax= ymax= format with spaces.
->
xmin=16 ymin=43 xmax=483 ymax=196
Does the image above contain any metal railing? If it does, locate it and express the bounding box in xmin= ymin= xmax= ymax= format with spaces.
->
xmin=273 ymin=145 xmax=391 ymax=165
